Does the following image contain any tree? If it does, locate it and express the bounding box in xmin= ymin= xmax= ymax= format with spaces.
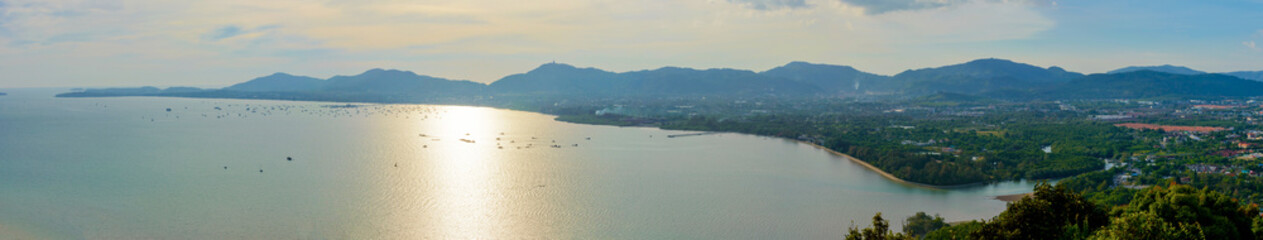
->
xmin=904 ymin=212 xmax=949 ymax=238
xmin=923 ymin=221 xmax=983 ymax=240
xmin=1119 ymin=185 xmax=1258 ymax=239
xmin=1254 ymin=216 xmax=1263 ymax=238
xmin=848 ymin=212 xmax=914 ymax=240
xmin=971 ymin=182 xmax=1108 ymax=240
xmin=1088 ymin=211 xmax=1205 ymax=240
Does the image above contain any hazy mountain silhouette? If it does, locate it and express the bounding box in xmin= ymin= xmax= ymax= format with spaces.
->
xmin=321 ymin=69 xmax=484 ymax=95
xmin=759 ymin=61 xmax=889 ymax=94
xmin=224 ymin=73 xmax=325 ymax=92
xmin=889 ymin=58 xmax=1083 ymax=94
xmin=489 ymin=63 xmax=625 ymax=96
xmin=1107 ymin=65 xmax=1206 ymax=75
xmin=55 ymin=59 xmax=1263 ymax=102
xmin=1045 ymin=71 xmax=1263 ymax=99
xmin=1222 ymin=71 xmax=1263 ymax=81
xmin=55 ymin=86 xmax=205 ymax=97
xmin=489 ymin=63 xmax=821 ymax=96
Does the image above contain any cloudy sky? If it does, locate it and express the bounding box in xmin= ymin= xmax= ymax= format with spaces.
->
xmin=1 ymin=0 xmax=1261 ymax=88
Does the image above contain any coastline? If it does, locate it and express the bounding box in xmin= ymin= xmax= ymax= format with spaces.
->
xmin=790 ymin=139 xmax=971 ymax=189
xmin=52 ymin=93 xmax=1017 ymax=190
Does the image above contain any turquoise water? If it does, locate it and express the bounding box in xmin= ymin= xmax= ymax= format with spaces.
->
xmin=0 ymin=89 xmax=1038 ymax=239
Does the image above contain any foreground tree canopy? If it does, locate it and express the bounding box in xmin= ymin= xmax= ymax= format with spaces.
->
xmin=850 ymin=183 xmax=1263 ymax=239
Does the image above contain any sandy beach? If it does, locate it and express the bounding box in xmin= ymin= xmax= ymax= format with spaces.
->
xmin=792 ymin=139 xmax=1036 ymax=204
xmin=993 ymin=193 xmax=1033 ymax=202
xmin=792 ymin=139 xmax=946 ymax=189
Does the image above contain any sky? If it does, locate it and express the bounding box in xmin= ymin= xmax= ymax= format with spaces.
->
xmin=0 ymin=0 xmax=1261 ymax=88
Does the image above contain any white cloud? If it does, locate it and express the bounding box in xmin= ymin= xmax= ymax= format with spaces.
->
xmin=1246 ymin=41 xmax=1258 ymax=51
xmin=839 ymin=0 xmax=962 ymax=14
xmin=727 ymin=0 xmax=811 ymax=10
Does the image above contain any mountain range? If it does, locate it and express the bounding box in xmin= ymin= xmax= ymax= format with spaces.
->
xmin=1107 ymin=65 xmax=1207 ymax=75
xmin=758 ymin=61 xmax=889 ymax=94
xmin=888 ymin=58 xmax=1083 ymax=95
xmin=1223 ymin=71 xmax=1263 ymax=81
xmin=56 ymin=59 xmax=1263 ymax=101
xmin=1045 ymin=71 xmax=1263 ymax=99
xmin=488 ymin=63 xmax=822 ymax=97
xmin=1105 ymin=65 xmax=1263 ymax=82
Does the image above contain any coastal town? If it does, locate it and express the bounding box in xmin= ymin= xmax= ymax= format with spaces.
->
xmin=545 ymin=95 xmax=1263 ymax=208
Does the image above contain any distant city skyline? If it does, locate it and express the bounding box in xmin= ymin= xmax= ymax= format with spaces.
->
xmin=1 ymin=0 xmax=1261 ymax=88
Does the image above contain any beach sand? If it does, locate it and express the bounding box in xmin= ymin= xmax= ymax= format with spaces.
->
xmin=993 ymin=193 xmax=1033 ymax=202
xmin=794 ymin=139 xmax=965 ymax=189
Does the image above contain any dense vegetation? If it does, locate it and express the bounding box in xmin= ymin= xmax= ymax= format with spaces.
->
xmin=650 ymin=112 xmax=1125 ymax=185
xmin=850 ymin=183 xmax=1263 ymax=239
xmin=51 ymin=57 xmax=1263 ymax=238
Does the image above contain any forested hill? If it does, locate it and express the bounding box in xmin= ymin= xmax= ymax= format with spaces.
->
xmin=758 ymin=61 xmax=889 ymax=95
xmin=319 ymin=69 xmax=485 ymax=96
xmin=488 ymin=63 xmax=824 ymax=97
xmin=1107 ymin=65 xmax=1207 ymax=75
xmin=488 ymin=63 xmax=624 ymax=96
xmin=1224 ymin=70 xmax=1263 ymax=81
xmin=223 ymin=73 xmax=325 ymax=92
xmin=1041 ymin=71 xmax=1263 ymax=99
xmin=55 ymin=59 xmax=1263 ymax=101
xmin=889 ymin=58 xmax=1083 ymax=95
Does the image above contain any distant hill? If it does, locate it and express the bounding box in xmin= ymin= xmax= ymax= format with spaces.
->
xmin=1045 ymin=71 xmax=1263 ymax=99
xmin=321 ymin=69 xmax=485 ymax=96
xmin=624 ymin=67 xmax=820 ymax=96
xmin=227 ymin=69 xmax=485 ymax=96
xmin=1107 ymin=65 xmax=1206 ymax=75
xmin=759 ymin=61 xmax=889 ymax=94
xmin=1222 ymin=71 xmax=1263 ymax=81
xmin=224 ymin=73 xmax=325 ymax=92
xmin=889 ymin=58 xmax=1083 ymax=95
xmin=489 ymin=63 xmax=822 ymax=97
xmin=489 ymin=63 xmax=625 ymax=96
xmin=55 ymin=86 xmax=205 ymax=97
xmin=57 ymin=60 xmax=1263 ymax=103
xmin=0 ymin=92 xmax=6 ymax=96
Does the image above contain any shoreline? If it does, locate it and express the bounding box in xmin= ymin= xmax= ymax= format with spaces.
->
xmin=792 ymin=139 xmax=921 ymax=187
xmin=55 ymin=94 xmax=1017 ymax=190
xmin=789 ymin=139 xmax=988 ymax=189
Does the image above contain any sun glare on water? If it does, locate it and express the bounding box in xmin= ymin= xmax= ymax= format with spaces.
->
xmin=377 ymin=105 xmax=539 ymax=238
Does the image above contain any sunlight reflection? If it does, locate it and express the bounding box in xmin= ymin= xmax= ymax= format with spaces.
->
xmin=423 ymin=106 xmax=504 ymax=238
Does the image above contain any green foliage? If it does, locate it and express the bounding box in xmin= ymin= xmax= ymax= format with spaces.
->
xmin=661 ymin=111 xmax=1124 ymax=185
xmin=972 ymin=183 xmax=1108 ymax=240
xmin=923 ymin=221 xmax=983 ymax=240
xmin=1178 ymin=173 xmax=1263 ymax=207
xmin=847 ymin=212 xmax=915 ymax=240
xmin=1119 ymin=185 xmax=1259 ymax=239
xmin=1254 ymin=217 xmax=1263 ymax=238
xmin=1088 ymin=211 xmax=1205 ymax=240
xmin=903 ymin=212 xmax=949 ymax=238
xmin=1056 ymin=170 xmax=1138 ymax=206
xmin=906 ymin=183 xmax=1263 ymax=239
xmin=554 ymin=114 xmax=639 ymax=126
